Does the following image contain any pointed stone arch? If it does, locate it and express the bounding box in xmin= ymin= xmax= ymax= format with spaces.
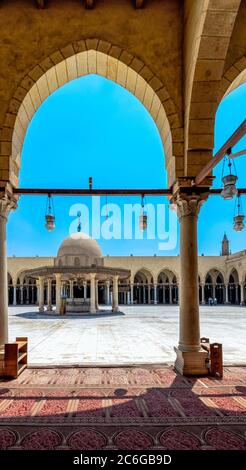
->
xmin=1 ymin=40 xmax=182 ymax=189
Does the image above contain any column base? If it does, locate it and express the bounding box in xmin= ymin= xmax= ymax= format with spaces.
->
xmin=90 ymin=309 xmax=97 ymax=314
xmin=39 ymin=306 xmax=44 ymax=312
xmin=174 ymin=347 xmax=209 ymax=376
xmin=112 ymin=307 xmax=119 ymax=312
xmin=0 ymin=345 xmax=4 ymax=377
xmin=47 ymin=305 xmax=53 ymax=311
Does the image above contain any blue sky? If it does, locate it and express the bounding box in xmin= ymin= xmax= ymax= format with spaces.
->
xmin=7 ymin=75 xmax=246 ymax=257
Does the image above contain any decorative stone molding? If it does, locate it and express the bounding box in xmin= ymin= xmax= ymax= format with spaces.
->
xmin=174 ymin=193 xmax=208 ymax=219
xmin=0 ymin=191 xmax=18 ymax=219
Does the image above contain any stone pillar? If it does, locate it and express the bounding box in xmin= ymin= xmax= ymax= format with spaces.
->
xmin=130 ymin=283 xmax=134 ymax=305
xmin=31 ymin=286 xmax=35 ymax=304
xmin=106 ymin=280 xmax=110 ymax=305
xmin=169 ymin=285 xmax=173 ymax=304
xmin=26 ymin=286 xmax=29 ymax=304
xmin=47 ymin=278 xmax=52 ymax=311
xmin=127 ymin=290 xmax=130 ymax=305
xmin=112 ymin=275 xmax=119 ymax=312
xmin=13 ymin=285 xmax=17 ymax=306
xmin=163 ymin=286 xmax=165 ymax=304
xmin=143 ymin=286 xmax=146 ymax=304
xmin=38 ymin=276 xmax=44 ymax=312
xmin=83 ymin=281 xmax=87 ymax=300
xmin=212 ymin=284 xmax=216 ymax=300
xmin=153 ymin=284 xmax=157 ymax=305
xmin=90 ymin=274 xmax=96 ymax=313
xmin=174 ymin=194 xmax=208 ymax=376
xmin=148 ymin=284 xmax=151 ymax=304
xmin=20 ymin=285 xmax=24 ymax=305
xmin=55 ymin=274 xmax=62 ymax=314
xmin=235 ymin=284 xmax=239 ymax=304
xmin=240 ymin=283 xmax=245 ymax=306
xmin=201 ymin=283 xmax=205 ymax=305
xmin=225 ymin=283 xmax=229 ymax=304
xmin=69 ymin=280 xmax=74 ymax=300
xmin=95 ymin=280 xmax=99 ymax=310
xmin=36 ymin=281 xmax=39 ymax=305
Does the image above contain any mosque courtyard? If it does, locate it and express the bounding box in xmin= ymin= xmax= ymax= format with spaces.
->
xmin=8 ymin=305 xmax=246 ymax=366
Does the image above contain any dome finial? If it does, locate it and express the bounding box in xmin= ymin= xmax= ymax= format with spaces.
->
xmin=77 ymin=211 xmax=81 ymax=233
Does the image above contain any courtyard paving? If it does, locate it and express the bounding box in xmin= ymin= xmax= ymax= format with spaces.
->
xmin=8 ymin=305 xmax=246 ymax=366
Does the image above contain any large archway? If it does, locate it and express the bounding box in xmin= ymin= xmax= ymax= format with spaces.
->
xmin=3 ymin=44 xmax=181 ymax=190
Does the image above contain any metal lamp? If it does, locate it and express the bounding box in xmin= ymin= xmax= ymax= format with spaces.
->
xmin=45 ymin=194 xmax=55 ymax=231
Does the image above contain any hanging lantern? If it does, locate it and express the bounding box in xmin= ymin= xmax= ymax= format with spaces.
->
xmin=221 ymin=152 xmax=238 ymax=200
xmin=139 ymin=194 xmax=148 ymax=231
xmin=45 ymin=194 xmax=55 ymax=231
xmin=233 ymin=194 xmax=245 ymax=232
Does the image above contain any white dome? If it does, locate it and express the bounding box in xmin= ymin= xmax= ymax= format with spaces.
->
xmin=56 ymin=232 xmax=103 ymax=267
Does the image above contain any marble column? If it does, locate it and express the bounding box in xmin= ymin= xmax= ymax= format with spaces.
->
xmin=153 ymin=284 xmax=157 ymax=305
xmin=163 ymin=285 xmax=165 ymax=304
xmin=112 ymin=275 xmax=119 ymax=312
xmin=148 ymin=284 xmax=151 ymax=304
xmin=127 ymin=290 xmax=130 ymax=305
xmin=235 ymin=284 xmax=239 ymax=304
xmin=26 ymin=286 xmax=29 ymax=304
xmin=106 ymin=280 xmax=110 ymax=305
xmin=174 ymin=194 xmax=208 ymax=376
xmin=143 ymin=286 xmax=146 ymax=304
xmin=201 ymin=283 xmax=205 ymax=305
xmin=47 ymin=278 xmax=52 ymax=311
xmin=38 ymin=276 xmax=44 ymax=312
xmin=130 ymin=283 xmax=134 ymax=305
xmin=225 ymin=283 xmax=229 ymax=304
xmin=240 ymin=283 xmax=245 ymax=306
xmin=90 ymin=274 xmax=96 ymax=313
xmin=95 ymin=280 xmax=99 ymax=310
xmin=20 ymin=285 xmax=24 ymax=305
xmin=55 ymin=274 xmax=62 ymax=314
xmin=13 ymin=285 xmax=17 ymax=306
xmin=169 ymin=285 xmax=173 ymax=304
xmin=31 ymin=286 xmax=35 ymax=304
xmin=69 ymin=280 xmax=74 ymax=300
xmin=212 ymin=284 xmax=216 ymax=300
xmin=83 ymin=281 xmax=87 ymax=301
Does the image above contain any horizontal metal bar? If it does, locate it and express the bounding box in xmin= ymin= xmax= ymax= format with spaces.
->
xmin=13 ymin=188 xmax=172 ymax=196
xmin=12 ymin=187 xmax=246 ymax=196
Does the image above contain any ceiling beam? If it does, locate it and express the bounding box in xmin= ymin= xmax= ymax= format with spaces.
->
xmin=35 ymin=0 xmax=45 ymax=8
xmin=85 ymin=0 xmax=94 ymax=9
xmin=12 ymin=187 xmax=246 ymax=197
xmin=135 ymin=0 xmax=144 ymax=8
xmin=194 ymin=119 xmax=246 ymax=186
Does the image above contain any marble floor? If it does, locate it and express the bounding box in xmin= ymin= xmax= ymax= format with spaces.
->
xmin=7 ymin=305 xmax=246 ymax=366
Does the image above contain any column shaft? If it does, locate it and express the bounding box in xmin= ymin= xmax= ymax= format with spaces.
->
xmin=174 ymin=194 xmax=208 ymax=376
xmin=13 ymin=285 xmax=17 ymax=306
xmin=55 ymin=274 xmax=61 ymax=314
xmin=0 ymin=213 xmax=8 ymax=344
xmin=38 ymin=277 xmax=44 ymax=312
xmin=112 ymin=275 xmax=119 ymax=312
xmin=90 ymin=275 xmax=96 ymax=313
xmin=47 ymin=279 xmax=52 ymax=311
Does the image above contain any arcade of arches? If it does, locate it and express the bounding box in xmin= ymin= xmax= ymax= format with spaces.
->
xmin=0 ymin=0 xmax=246 ymax=376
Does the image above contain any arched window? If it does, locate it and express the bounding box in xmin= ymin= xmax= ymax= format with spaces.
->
xmin=74 ymin=257 xmax=80 ymax=267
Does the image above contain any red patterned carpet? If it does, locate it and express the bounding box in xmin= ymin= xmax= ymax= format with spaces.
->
xmin=0 ymin=366 xmax=246 ymax=450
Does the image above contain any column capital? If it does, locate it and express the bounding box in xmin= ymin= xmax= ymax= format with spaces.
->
xmin=0 ymin=189 xmax=18 ymax=219
xmin=171 ymin=192 xmax=208 ymax=219
xmin=90 ymin=273 xmax=96 ymax=280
